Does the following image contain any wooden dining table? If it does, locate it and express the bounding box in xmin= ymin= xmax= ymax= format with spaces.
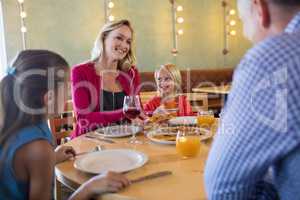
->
xmin=192 ymin=84 xmax=231 ymax=95
xmin=55 ymin=123 xmax=218 ymax=200
xmin=192 ymin=84 xmax=231 ymax=109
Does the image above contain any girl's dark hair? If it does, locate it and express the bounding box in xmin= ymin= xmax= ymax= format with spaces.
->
xmin=0 ymin=49 xmax=69 ymax=163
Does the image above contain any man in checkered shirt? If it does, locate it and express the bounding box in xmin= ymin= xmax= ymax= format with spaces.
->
xmin=204 ymin=0 xmax=300 ymax=199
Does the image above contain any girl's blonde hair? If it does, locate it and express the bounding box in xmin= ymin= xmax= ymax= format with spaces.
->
xmin=155 ymin=64 xmax=182 ymax=94
xmin=91 ymin=19 xmax=136 ymax=72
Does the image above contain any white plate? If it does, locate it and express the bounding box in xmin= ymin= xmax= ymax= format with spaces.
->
xmin=74 ymin=149 xmax=148 ymax=174
xmin=95 ymin=125 xmax=142 ymax=138
xmin=146 ymin=127 xmax=211 ymax=145
xmin=168 ymin=116 xmax=197 ymax=126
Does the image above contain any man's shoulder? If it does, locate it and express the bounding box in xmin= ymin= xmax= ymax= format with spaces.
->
xmin=246 ymin=32 xmax=300 ymax=65
xmin=237 ymin=32 xmax=300 ymax=79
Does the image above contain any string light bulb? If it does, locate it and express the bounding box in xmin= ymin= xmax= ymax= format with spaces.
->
xmin=108 ymin=1 xmax=114 ymax=9
xmin=105 ymin=0 xmax=115 ymax=22
xmin=17 ymin=0 xmax=27 ymax=49
xmin=229 ymin=9 xmax=236 ymax=15
xmin=21 ymin=26 xmax=27 ymax=33
xmin=177 ymin=29 xmax=184 ymax=35
xmin=108 ymin=15 xmax=115 ymax=22
xmin=177 ymin=17 xmax=184 ymax=24
xmin=229 ymin=30 xmax=236 ymax=36
xmin=229 ymin=20 xmax=236 ymax=26
xmin=170 ymin=1 xmax=185 ymax=56
xmin=20 ymin=11 xmax=27 ymax=18
xmin=177 ymin=5 xmax=183 ymax=12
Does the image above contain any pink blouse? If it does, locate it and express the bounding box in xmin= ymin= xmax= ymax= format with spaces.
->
xmin=71 ymin=62 xmax=140 ymax=138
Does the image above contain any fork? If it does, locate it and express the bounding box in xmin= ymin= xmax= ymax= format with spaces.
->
xmin=76 ymin=145 xmax=104 ymax=157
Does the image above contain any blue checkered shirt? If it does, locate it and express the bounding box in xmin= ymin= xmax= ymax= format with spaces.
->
xmin=204 ymin=12 xmax=300 ymax=200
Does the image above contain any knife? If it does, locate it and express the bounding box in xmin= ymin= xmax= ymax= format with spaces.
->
xmin=85 ymin=135 xmax=115 ymax=144
xmin=130 ymin=171 xmax=172 ymax=184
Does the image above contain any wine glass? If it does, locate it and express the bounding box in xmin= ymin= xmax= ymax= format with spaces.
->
xmin=123 ymin=95 xmax=142 ymax=144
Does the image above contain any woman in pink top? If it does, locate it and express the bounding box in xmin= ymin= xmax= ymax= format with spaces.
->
xmin=71 ymin=20 xmax=141 ymax=138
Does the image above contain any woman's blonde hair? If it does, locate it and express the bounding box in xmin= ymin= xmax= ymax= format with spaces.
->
xmin=155 ymin=64 xmax=182 ymax=94
xmin=91 ymin=19 xmax=136 ymax=72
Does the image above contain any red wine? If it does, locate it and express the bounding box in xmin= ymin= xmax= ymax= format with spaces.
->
xmin=124 ymin=108 xmax=140 ymax=119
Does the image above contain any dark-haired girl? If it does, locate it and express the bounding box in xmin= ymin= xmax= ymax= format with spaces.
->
xmin=0 ymin=50 xmax=129 ymax=200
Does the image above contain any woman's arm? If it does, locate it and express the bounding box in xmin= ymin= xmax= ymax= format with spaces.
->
xmin=69 ymin=172 xmax=130 ymax=200
xmin=132 ymin=67 xmax=141 ymax=95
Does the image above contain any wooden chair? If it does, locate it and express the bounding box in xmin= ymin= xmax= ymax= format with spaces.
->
xmin=184 ymin=93 xmax=208 ymax=113
xmin=48 ymin=100 xmax=76 ymax=145
xmin=48 ymin=114 xmax=75 ymax=145
xmin=64 ymin=99 xmax=74 ymax=112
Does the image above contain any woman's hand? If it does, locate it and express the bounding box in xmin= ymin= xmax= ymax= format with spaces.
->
xmin=69 ymin=171 xmax=130 ymax=200
xmin=54 ymin=145 xmax=76 ymax=164
xmin=87 ymin=171 xmax=130 ymax=194
xmin=138 ymin=111 xmax=149 ymax=120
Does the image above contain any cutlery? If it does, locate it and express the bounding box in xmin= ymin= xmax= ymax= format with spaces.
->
xmin=130 ymin=171 xmax=172 ymax=184
xmin=85 ymin=135 xmax=115 ymax=144
xmin=76 ymin=145 xmax=104 ymax=157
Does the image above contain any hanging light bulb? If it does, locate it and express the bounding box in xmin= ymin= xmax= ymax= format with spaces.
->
xmin=108 ymin=1 xmax=114 ymax=9
xmin=177 ymin=29 xmax=184 ymax=35
xmin=21 ymin=26 xmax=27 ymax=33
xmin=108 ymin=15 xmax=115 ymax=22
xmin=177 ymin=17 xmax=184 ymax=24
xmin=229 ymin=20 xmax=236 ymax=26
xmin=229 ymin=30 xmax=236 ymax=36
xmin=20 ymin=11 xmax=27 ymax=18
xmin=18 ymin=0 xmax=24 ymax=3
xmin=177 ymin=5 xmax=183 ymax=12
xmin=229 ymin=9 xmax=236 ymax=15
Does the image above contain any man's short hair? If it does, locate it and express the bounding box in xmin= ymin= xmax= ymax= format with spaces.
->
xmin=271 ymin=0 xmax=300 ymax=6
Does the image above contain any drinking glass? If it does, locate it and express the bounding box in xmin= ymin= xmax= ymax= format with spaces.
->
xmin=176 ymin=128 xmax=201 ymax=159
xmin=197 ymin=110 xmax=215 ymax=129
xmin=123 ymin=95 xmax=142 ymax=144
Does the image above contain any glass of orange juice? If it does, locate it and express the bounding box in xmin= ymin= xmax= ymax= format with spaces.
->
xmin=197 ymin=110 xmax=215 ymax=128
xmin=176 ymin=129 xmax=201 ymax=159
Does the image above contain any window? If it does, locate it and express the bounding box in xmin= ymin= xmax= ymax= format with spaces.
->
xmin=0 ymin=0 xmax=7 ymax=79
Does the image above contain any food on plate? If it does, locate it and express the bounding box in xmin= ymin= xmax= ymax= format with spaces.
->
xmin=152 ymin=133 xmax=177 ymax=141
xmin=148 ymin=113 xmax=176 ymax=123
xmin=163 ymin=100 xmax=178 ymax=109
